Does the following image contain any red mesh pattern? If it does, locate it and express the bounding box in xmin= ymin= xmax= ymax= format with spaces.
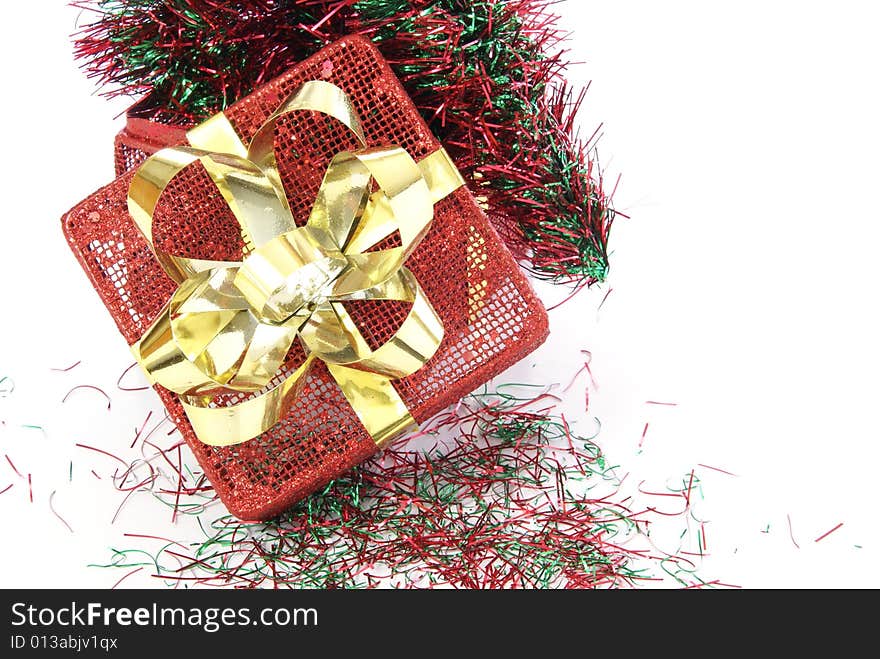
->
xmin=115 ymin=135 xmax=152 ymax=175
xmin=153 ymin=163 xmax=247 ymax=261
xmin=346 ymin=300 xmax=413 ymax=352
xmin=114 ymin=105 xmax=192 ymax=176
xmin=67 ymin=36 xmax=548 ymax=521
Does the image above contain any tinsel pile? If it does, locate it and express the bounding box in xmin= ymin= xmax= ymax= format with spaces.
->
xmin=96 ymin=389 xmax=670 ymax=588
xmin=73 ymin=0 xmax=614 ymax=285
xmin=3 ymin=368 xmax=717 ymax=588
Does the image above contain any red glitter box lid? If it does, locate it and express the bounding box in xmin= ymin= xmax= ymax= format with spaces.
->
xmin=62 ymin=35 xmax=548 ymax=521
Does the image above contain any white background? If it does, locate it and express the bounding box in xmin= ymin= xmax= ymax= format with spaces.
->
xmin=0 ymin=0 xmax=877 ymax=588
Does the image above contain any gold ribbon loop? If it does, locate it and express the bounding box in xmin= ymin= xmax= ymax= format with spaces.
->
xmin=128 ymin=80 xmax=463 ymax=447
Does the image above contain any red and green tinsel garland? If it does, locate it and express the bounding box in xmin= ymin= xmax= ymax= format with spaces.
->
xmin=72 ymin=0 xmax=614 ymax=285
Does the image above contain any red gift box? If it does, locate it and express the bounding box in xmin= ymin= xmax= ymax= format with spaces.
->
xmin=62 ymin=35 xmax=548 ymax=521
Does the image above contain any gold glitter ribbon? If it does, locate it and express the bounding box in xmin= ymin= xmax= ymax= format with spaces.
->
xmin=127 ymin=81 xmax=464 ymax=447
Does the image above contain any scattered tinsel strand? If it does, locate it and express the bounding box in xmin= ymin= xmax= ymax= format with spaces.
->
xmin=95 ymin=390 xmax=661 ymax=589
xmin=72 ymin=0 xmax=614 ymax=285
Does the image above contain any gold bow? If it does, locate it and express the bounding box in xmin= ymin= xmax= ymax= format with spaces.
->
xmin=127 ymin=81 xmax=464 ymax=447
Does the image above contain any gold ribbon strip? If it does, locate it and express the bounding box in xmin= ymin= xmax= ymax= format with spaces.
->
xmin=128 ymin=80 xmax=464 ymax=447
